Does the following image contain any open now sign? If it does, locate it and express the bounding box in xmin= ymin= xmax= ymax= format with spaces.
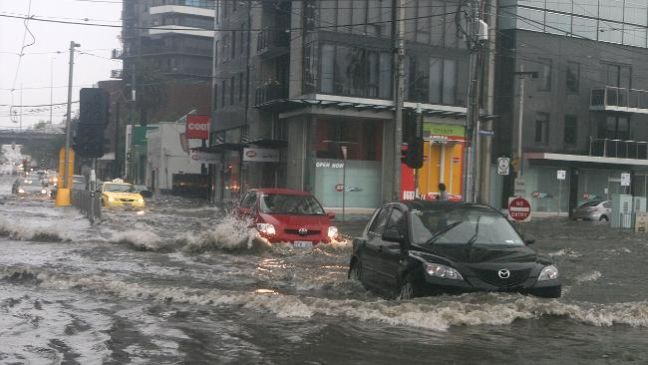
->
xmin=186 ymin=115 xmax=210 ymax=140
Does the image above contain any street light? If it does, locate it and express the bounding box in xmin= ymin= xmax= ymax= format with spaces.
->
xmin=513 ymin=66 xmax=538 ymax=179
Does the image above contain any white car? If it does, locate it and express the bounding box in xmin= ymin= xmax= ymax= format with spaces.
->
xmin=572 ymin=200 xmax=611 ymax=222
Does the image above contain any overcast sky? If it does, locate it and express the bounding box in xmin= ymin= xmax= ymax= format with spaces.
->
xmin=0 ymin=0 xmax=122 ymax=129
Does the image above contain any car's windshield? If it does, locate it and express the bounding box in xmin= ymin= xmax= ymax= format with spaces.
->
xmin=103 ymin=183 xmax=134 ymax=193
xmin=259 ymin=194 xmax=325 ymax=215
xmin=410 ymin=207 xmax=524 ymax=246
xmin=20 ymin=179 xmax=36 ymax=186
xmin=579 ymin=200 xmax=602 ymax=208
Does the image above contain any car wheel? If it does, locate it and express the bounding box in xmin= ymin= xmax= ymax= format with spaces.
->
xmin=398 ymin=272 xmax=424 ymax=300
xmin=599 ymin=215 xmax=609 ymax=222
xmin=349 ymin=259 xmax=362 ymax=281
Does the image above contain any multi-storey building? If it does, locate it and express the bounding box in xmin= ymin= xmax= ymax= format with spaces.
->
xmin=120 ymin=0 xmax=215 ymax=125
xmin=210 ymin=0 xmax=472 ymax=208
xmin=496 ymin=0 xmax=648 ymax=215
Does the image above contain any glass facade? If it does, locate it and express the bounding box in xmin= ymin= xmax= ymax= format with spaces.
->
xmin=501 ymin=0 xmax=648 ymax=48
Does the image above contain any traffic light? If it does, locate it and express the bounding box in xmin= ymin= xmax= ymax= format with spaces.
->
xmin=76 ymin=88 xmax=109 ymax=158
xmin=405 ymin=138 xmax=424 ymax=169
xmin=403 ymin=109 xmax=424 ymax=169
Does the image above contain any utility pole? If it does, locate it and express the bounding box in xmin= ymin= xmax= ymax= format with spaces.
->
xmin=481 ymin=0 xmax=497 ymax=205
xmin=464 ymin=0 xmax=486 ymax=203
xmin=58 ymin=41 xmax=80 ymax=206
xmin=392 ymin=0 xmax=405 ymax=201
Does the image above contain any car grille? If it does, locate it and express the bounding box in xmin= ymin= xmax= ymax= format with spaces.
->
xmin=120 ymin=198 xmax=135 ymax=202
xmin=284 ymin=229 xmax=321 ymax=237
xmin=472 ymin=268 xmax=531 ymax=287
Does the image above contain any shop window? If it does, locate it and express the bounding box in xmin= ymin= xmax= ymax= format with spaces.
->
xmin=535 ymin=112 xmax=550 ymax=144
xmin=564 ymin=115 xmax=577 ymax=145
xmin=314 ymin=118 xmax=382 ymax=161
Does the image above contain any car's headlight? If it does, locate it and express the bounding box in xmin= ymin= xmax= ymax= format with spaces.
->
xmin=256 ymin=223 xmax=276 ymax=236
xmin=41 ymin=189 xmax=47 ymax=194
xmin=425 ymin=263 xmax=464 ymax=280
xmin=18 ymin=188 xmax=24 ymax=194
xmin=327 ymin=226 xmax=338 ymax=239
xmin=107 ymin=196 xmax=115 ymax=202
xmin=538 ymin=265 xmax=559 ymax=281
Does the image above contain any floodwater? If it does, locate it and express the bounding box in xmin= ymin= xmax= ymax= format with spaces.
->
xmin=0 ymin=176 xmax=647 ymax=364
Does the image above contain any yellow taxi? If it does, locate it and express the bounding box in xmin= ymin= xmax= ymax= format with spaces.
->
xmin=100 ymin=179 xmax=146 ymax=209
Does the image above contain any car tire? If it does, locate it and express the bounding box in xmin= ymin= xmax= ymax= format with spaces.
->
xmin=599 ymin=215 xmax=609 ymax=222
xmin=349 ymin=259 xmax=362 ymax=282
xmin=398 ymin=272 xmax=425 ymax=300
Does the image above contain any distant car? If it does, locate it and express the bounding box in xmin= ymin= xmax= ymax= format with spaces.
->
xmin=348 ymin=201 xmax=561 ymax=299
xmin=13 ymin=178 xmax=50 ymax=199
xmin=100 ymin=179 xmax=145 ymax=209
xmin=237 ymin=188 xmax=338 ymax=247
xmin=572 ymin=200 xmax=611 ymax=222
xmin=133 ymin=185 xmax=153 ymax=198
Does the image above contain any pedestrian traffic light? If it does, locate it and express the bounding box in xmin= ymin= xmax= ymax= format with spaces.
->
xmin=405 ymin=138 xmax=424 ymax=169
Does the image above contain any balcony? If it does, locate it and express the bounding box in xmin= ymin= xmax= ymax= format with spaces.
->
xmin=590 ymin=86 xmax=648 ymax=114
xmin=140 ymin=44 xmax=212 ymax=57
xmin=589 ymin=137 xmax=648 ymax=160
xmin=256 ymin=29 xmax=289 ymax=58
xmin=254 ymin=83 xmax=288 ymax=108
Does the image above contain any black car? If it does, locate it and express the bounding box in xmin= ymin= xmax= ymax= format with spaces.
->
xmin=348 ymin=201 xmax=561 ymax=299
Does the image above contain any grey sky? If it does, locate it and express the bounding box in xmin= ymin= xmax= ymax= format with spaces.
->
xmin=0 ymin=0 xmax=122 ymax=129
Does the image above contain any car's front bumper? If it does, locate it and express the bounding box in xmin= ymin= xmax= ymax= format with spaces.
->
xmin=422 ymin=274 xmax=561 ymax=297
xmin=104 ymin=200 xmax=145 ymax=209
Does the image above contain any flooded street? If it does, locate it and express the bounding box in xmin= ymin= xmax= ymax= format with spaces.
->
xmin=1 ymin=176 xmax=648 ymax=364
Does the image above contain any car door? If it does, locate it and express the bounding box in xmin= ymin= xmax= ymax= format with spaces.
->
xmin=362 ymin=206 xmax=392 ymax=289
xmin=376 ymin=207 xmax=408 ymax=292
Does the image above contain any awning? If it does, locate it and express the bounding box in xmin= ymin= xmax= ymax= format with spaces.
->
xmin=247 ymin=138 xmax=288 ymax=148
xmin=526 ymin=152 xmax=648 ymax=167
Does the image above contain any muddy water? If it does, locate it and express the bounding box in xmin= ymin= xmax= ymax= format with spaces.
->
xmin=1 ymin=177 xmax=647 ymax=364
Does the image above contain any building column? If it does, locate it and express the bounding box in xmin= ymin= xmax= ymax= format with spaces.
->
xmin=381 ymin=118 xmax=396 ymax=203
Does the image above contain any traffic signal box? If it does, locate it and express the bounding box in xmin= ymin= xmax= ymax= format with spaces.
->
xmin=402 ymin=110 xmax=424 ymax=169
xmin=75 ymin=88 xmax=109 ymax=158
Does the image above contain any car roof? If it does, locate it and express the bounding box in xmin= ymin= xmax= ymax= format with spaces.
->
xmin=396 ymin=200 xmax=495 ymax=212
xmin=249 ymin=188 xmax=312 ymax=196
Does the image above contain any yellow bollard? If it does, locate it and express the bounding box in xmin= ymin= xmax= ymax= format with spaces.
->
xmin=55 ymin=188 xmax=71 ymax=207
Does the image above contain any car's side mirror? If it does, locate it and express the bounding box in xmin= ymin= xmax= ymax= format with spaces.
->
xmin=327 ymin=211 xmax=336 ymax=220
xmin=522 ymin=234 xmax=536 ymax=245
xmin=382 ymin=228 xmax=404 ymax=243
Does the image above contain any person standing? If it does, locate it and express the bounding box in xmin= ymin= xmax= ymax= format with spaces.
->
xmin=438 ymin=183 xmax=449 ymax=201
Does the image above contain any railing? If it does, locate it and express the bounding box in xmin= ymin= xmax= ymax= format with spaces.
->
xmin=71 ymin=190 xmax=102 ymax=224
xmin=140 ymin=45 xmax=212 ymax=56
xmin=589 ymin=137 xmax=648 ymax=160
xmin=591 ymin=86 xmax=648 ymax=112
xmin=254 ymin=84 xmax=288 ymax=106
xmin=256 ymin=29 xmax=289 ymax=53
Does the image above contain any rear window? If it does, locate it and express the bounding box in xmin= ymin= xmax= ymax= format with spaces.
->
xmin=259 ymin=194 xmax=325 ymax=215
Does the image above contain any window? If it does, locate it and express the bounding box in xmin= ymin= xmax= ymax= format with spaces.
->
xmin=230 ymin=76 xmax=235 ymax=105
xmin=535 ymin=112 xmax=550 ymax=144
xmin=212 ymin=83 xmax=218 ymax=111
xmin=566 ymin=62 xmax=580 ymax=93
xmin=231 ymin=31 xmax=236 ymax=59
xmin=238 ymin=73 xmax=244 ymax=102
xmin=214 ymin=40 xmax=219 ymax=64
xmin=320 ymin=44 xmax=335 ymax=93
xmin=221 ymin=80 xmax=226 ymax=107
xmin=603 ymin=62 xmax=632 ymax=89
xmin=386 ymin=209 xmax=406 ymax=236
xmin=564 ymin=115 xmax=577 ymax=145
xmin=369 ymin=207 xmax=391 ymax=234
xmin=538 ymin=58 xmax=552 ymax=91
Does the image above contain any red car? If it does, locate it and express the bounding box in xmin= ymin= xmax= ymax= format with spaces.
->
xmin=237 ymin=188 xmax=338 ymax=247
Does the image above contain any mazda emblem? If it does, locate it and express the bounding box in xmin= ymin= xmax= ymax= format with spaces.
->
xmin=498 ymin=269 xmax=511 ymax=279
xmin=298 ymin=228 xmax=308 ymax=236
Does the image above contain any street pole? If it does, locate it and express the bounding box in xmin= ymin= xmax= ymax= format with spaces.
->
xmin=341 ymin=145 xmax=347 ymax=222
xmin=415 ymin=103 xmax=422 ymax=198
xmin=64 ymin=41 xmax=80 ymax=190
xmin=481 ymin=0 xmax=497 ymax=205
xmin=517 ymin=65 xmax=526 ymax=179
xmin=392 ymin=0 xmax=405 ymax=201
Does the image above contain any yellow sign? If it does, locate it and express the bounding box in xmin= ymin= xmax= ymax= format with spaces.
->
xmin=423 ymin=124 xmax=465 ymax=137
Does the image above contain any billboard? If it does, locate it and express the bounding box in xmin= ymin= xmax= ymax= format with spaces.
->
xmin=186 ymin=115 xmax=210 ymax=140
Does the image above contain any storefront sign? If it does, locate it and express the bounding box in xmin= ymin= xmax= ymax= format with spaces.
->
xmin=423 ymin=124 xmax=465 ymax=137
xmin=315 ymin=160 xmax=345 ymax=169
xmin=186 ymin=115 xmax=210 ymax=140
xmin=190 ymin=150 xmax=220 ymax=163
xmin=243 ymin=147 xmax=280 ymax=163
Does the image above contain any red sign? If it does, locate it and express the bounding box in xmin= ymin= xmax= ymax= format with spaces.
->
xmin=186 ymin=115 xmax=210 ymax=140
xmin=335 ymin=184 xmax=345 ymax=192
xmin=508 ymin=197 xmax=531 ymax=221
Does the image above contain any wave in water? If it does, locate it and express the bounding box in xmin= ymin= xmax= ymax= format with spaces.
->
xmin=0 ymin=218 xmax=65 ymax=242
xmin=3 ymin=265 xmax=648 ymax=332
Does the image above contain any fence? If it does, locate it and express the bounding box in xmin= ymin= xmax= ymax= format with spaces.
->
xmin=71 ymin=189 xmax=102 ymax=223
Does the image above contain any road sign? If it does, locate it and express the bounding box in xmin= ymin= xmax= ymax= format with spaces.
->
xmin=508 ymin=197 xmax=531 ymax=222
xmin=479 ymin=129 xmax=495 ymax=136
xmin=514 ymin=178 xmax=526 ymax=196
xmin=621 ymin=172 xmax=631 ymax=187
xmin=497 ymin=157 xmax=510 ymax=176
xmin=557 ymin=169 xmax=566 ymax=180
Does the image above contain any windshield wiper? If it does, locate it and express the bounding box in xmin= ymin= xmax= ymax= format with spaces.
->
xmin=424 ymin=221 xmax=464 ymax=245
xmin=466 ymin=215 xmax=482 ymax=246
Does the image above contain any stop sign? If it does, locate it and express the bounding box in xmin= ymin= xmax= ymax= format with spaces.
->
xmin=508 ymin=197 xmax=531 ymax=222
